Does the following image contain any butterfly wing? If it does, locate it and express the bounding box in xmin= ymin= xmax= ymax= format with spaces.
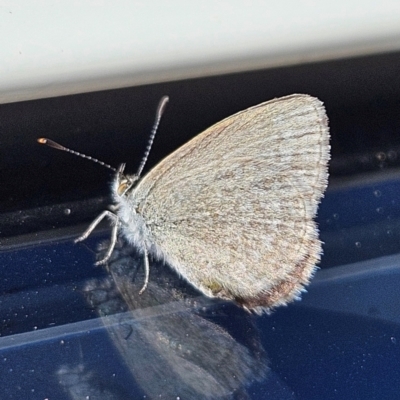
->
xmin=131 ymin=94 xmax=330 ymax=312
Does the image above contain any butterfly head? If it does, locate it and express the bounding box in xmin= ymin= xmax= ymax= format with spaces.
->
xmin=114 ymin=163 xmax=139 ymax=198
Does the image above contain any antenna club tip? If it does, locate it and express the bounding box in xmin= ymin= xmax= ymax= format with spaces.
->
xmin=37 ymin=138 xmax=48 ymax=144
xmin=157 ymin=96 xmax=169 ymax=116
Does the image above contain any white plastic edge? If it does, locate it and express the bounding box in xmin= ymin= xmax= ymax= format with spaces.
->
xmin=1 ymin=0 xmax=400 ymax=104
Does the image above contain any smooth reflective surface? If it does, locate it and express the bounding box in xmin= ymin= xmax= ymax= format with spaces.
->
xmin=2 ymin=172 xmax=400 ymax=399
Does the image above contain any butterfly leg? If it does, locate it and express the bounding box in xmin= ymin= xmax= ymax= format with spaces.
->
xmin=75 ymin=210 xmax=120 ymax=265
xmin=95 ymin=220 xmax=120 ymax=265
xmin=139 ymin=246 xmax=149 ymax=295
xmin=75 ymin=210 xmax=118 ymax=242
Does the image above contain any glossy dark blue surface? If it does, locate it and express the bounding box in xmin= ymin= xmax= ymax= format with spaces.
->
xmin=1 ymin=174 xmax=400 ymax=399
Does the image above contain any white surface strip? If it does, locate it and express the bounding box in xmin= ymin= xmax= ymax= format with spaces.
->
xmin=0 ymin=0 xmax=400 ymax=103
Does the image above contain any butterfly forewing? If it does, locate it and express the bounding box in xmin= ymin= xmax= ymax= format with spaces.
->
xmin=130 ymin=94 xmax=330 ymax=312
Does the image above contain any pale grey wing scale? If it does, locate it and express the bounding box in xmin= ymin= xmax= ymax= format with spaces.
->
xmin=131 ymin=94 xmax=330 ymax=307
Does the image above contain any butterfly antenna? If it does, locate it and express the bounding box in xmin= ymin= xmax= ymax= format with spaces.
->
xmin=136 ymin=96 xmax=169 ymax=178
xmin=37 ymin=138 xmax=117 ymax=172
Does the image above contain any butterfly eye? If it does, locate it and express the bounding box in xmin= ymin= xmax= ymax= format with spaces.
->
xmin=117 ymin=174 xmax=139 ymax=196
xmin=117 ymin=178 xmax=130 ymax=196
xmin=117 ymin=182 xmax=129 ymax=196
